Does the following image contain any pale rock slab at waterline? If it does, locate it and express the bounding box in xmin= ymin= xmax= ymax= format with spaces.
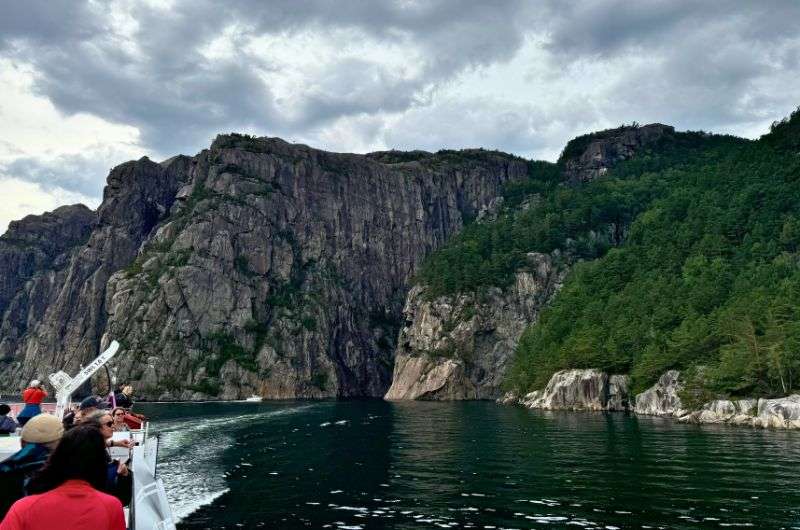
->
xmin=383 ymin=355 xmax=477 ymax=400
xmin=678 ymin=399 xmax=757 ymax=425
xmin=520 ymin=369 xmax=631 ymax=411
xmin=632 ymin=370 xmax=688 ymax=417
xmin=753 ymin=395 xmax=800 ymax=428
xmin=508 ymin=368 xmax=800 ymax=429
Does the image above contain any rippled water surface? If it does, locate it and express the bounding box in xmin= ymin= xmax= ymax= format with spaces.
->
xmin=134 ymin=401 xmax=800 ymax=529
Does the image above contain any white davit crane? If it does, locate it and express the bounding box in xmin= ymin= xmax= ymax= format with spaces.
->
xmin=49 ymin=340 xmax=120 ymax=419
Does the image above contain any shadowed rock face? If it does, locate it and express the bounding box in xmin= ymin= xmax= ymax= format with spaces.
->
xmin=0 ymin=156 xmax=190 ymax=389
xmin=385 ymin=252 xmax=565 ymax=401
xmin=562 ymin=123 xmax=674 ymax=183
xmin=0 ymin=204 xmax=96 ymax=318
xmin=0 ymin=136 xmax=527 ymax=399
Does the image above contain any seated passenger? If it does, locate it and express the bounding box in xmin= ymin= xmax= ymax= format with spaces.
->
xmin=0 ymin=425 xmax=126 ymax=530
xmin=0 ymin=404 xmax=18 ymax=434
xmin=63 ymin=396 xmax=106 ymax=430
xmin=110 ymin=408 xmax=129 ymax=432
xmin=0 ymin=414 xmax=63 ymax=519
xmin=80 ymin=410 xmax=133 ymax=505
xmin=16 ymin=381 xmax=47 ymax=427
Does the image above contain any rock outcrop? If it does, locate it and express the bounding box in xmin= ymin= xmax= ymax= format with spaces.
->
xmin=519 ymin=369 xmax=630 ymax=411
xmin=508 ymin=368 xmax=800 ymax=429
xmin=387 ymin=124 xmax=672 ymax=401
xmin=0 ymin=204 xmax=96 ymax=347
xmin=383 ymin=355 xmax=477 ymax=400
xmin=753 ymin=395 xmax=800 ymax=428
xmin=633 ymin=370 xmax=687 ymax=417
xmin=1 ymin=157 xmax=187 ymax=387
xmin=0 ymin=135 xmax=527 ymax=399
xmin=384 ymin=252 xmax=565 ymax=400
xmin=678 ymin=395 xmax=800 ymax=429
xmin=678 ymin=399 xmax=756 ymax=425
xmin=562 ymin=123 xmax=674 ymax=183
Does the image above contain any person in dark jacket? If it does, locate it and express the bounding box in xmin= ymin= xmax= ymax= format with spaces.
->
xmin=0 ymin=404 xmax=18 ymax=434
xmin=0 ymin=414 xmax=63 ymax=518
xmin=112 ymin=385 xmax=133 ymax=409
xmin=80 ymin=410 xmax=132 ymax=506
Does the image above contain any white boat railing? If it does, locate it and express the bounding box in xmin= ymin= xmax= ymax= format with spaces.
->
xmin=129 ymin=425 xmax=175 ymax=530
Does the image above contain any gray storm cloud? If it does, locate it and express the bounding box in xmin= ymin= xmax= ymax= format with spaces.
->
xmin=0 ymin=0 xmax=799 ymax=200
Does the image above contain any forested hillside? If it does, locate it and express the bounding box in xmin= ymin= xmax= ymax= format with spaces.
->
xmin=417 ymin=109 xmax=800 ymax=402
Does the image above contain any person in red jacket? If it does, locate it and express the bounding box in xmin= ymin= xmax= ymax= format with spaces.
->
xmin=16 ymin=381 xmax=47 ymax=427
xmin=0 ymin=425 xmax=125 ymax=530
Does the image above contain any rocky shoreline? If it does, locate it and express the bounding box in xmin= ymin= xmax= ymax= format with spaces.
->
xmin=501 ymin=369 xmax=800 ymax=430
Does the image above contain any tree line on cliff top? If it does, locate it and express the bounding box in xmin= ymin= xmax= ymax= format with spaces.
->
xmin=417 ymin=108 xmax=800 ymax=399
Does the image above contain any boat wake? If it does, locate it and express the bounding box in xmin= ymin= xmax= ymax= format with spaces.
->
xmin=153 ymin=405 xmax=316 ymax=521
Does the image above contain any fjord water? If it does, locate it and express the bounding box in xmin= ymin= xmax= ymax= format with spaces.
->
xmin=135 ymin=401 xmax=800 ymax=529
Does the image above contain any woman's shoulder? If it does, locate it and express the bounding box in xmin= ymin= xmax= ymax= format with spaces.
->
xmin=89 ymin=486 xmax=123 ymax=505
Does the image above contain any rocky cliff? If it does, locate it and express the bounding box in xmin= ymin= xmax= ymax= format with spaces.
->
xmin=0 ymin=136 xmax=527 ymax=399
xmin=561 ymin=123 xmax=674 ymax=183
xmin=386 ymin=124 xmax=669 ymax=401
xmin=385 ymin=252 xmax=564 ymax=400
xmin=519 ymin=369 xmax=630 ymax=411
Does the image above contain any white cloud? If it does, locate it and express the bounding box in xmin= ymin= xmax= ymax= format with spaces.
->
xmin=0 ymin=177 xmax=98 ymax=235
xmin=0 ymin=59 xmax=143 ymax=159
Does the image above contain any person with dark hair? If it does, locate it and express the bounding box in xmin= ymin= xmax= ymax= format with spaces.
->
xmin=110 ymin=407 xmax=129 ymax=432
xmin=0 ymin=425 xmax=125 ymax=530
xmin=113 ymin=385 xmax=134 ymax=409
xmin=16 ymin=381 xmax=47 ymax=427
xmin=78 ymin=410 xmax=133 ymax=505
xmin=0 ymin=414 xmax=63 ymax=518
xmin=0 ymin=404 xmax=18 ymax=435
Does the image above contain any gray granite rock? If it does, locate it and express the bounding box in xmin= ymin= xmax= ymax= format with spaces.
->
xmin=385 ymin=253 xmax=565 ymax=400
xmin=522 ymin=369 xmax=630 ymax=411
xmin=754 ymin=395 xmax=800 ymax=429
xmin=633 ymin=370 xmax=687 ymax=417
xmin=563 ymin=124 xmax=674 ymax=183
xmin=0 ymin=136 xmax=527 ymax=399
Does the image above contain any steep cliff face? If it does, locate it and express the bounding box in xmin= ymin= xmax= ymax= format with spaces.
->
xmin=0 ymin=157 xmax=190 ymax=388
xmin=0 ymin=205 xmax=96 ymax=367
xmin=386 ymin=124 xmax=670 ymax=401
xmin=0 ymin=136 xmax=526 ymax=399
xmin=385 ymin=253 xmax=564 ymax=400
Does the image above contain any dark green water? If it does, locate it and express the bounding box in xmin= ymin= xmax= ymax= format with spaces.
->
xmin=134 ymin=401 xmax=800 ymax=529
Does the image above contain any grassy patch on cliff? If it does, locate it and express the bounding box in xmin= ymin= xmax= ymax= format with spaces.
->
xmin=202 ymin=331 xmax=259 ymax=375
xmin=507 ymin=108 xmax=800 ymax=398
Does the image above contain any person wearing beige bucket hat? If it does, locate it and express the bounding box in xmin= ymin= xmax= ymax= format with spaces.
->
xmin=0 ymin=414 xmax=64 ymax=519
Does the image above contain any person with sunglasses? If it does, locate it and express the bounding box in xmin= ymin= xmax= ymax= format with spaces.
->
xmin=109 ymin=408 xmax=129 ymax=432
xmin=79 ymin=411 xmax=133 ymax=506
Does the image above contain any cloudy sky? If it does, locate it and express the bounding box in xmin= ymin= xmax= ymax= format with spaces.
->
xmin=1 ymin=1 xmax=799 ymax=233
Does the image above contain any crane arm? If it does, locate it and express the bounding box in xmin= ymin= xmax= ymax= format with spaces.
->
xmin=49 ymin=340 xmax=120 ymax=418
